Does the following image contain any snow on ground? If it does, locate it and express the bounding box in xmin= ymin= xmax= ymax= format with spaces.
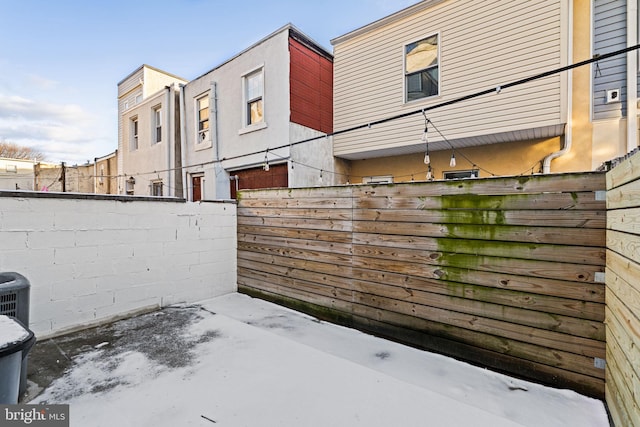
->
xmin=34 ymin=293 xmax=609 ymax=427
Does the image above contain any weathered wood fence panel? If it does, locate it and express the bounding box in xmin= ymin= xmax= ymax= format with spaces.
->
xmin=237 ymin=173 xmax=607 ymax=398
xmin=606 ymin=153 xmax=640 ymax=427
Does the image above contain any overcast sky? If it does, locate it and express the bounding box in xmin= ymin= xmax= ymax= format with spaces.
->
xmin=0 ymin=0 xmax=418 ymax=164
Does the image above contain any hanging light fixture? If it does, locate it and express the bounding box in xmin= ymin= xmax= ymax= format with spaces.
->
xmin=421 ymin=114 xmax=430 ymax=165
xmin=449 ymin=152 xmax=456 ymax=168
xmin=426 ymin=165 xmax=433 ymax=180
xmin=263 ymin=151 xmax=270 ymax=171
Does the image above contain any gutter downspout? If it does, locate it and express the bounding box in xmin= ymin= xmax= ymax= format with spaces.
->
xmin=627 ymin=0 xmax=639 ymax=153
xmin=179 ymin=83 xmax=188 ymax=199
xmin=213 ymin=82 xmax=220 ymax=161
xmin=165 ymin=85 xmax=172 ymax=196
xmin=543 ymin=0 xmax=573 ymax=174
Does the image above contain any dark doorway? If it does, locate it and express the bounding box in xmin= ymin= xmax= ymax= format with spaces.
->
xmin=192 ymin=176 xmax=202 ymax=201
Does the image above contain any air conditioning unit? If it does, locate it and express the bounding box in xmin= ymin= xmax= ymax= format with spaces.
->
xmin=606 ymin=88 xmax=621 ymax=104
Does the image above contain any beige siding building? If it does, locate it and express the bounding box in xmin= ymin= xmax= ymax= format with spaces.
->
xmin=117 ymin=65 xmax=188 ymax=196
xmin=331 ymin=0 xmax=634 ymax=182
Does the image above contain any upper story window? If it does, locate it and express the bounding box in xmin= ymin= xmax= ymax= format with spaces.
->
xmin=130 ymin=117 xmax=139 ymax=151
xmin=244 ymin=68 xmax=264 ymax=126
xmin=153 ymin=106 xmax=162 ymax=144
xmin=197 ymin=95 xmax=210 ymax=144
xmin=405 ymin=34 xmax=439 ymax=102
xmin=151 ymin=180 xmax=163 ymax=197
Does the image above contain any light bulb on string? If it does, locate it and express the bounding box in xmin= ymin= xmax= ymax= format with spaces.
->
xmin=263 ymin=154 xmax=270 ymax=171
xmin=423 ymin=147 xmax=430 ymax=165
xmin=421 ymin=114 xmax=430 ymax=165
xmin=449 ymin=152 xmax=456 ymax=168
xmin=319 ymin=169 xmax=323 ymax=183
xmin=426 ymin=165 xmax=433 ymax=181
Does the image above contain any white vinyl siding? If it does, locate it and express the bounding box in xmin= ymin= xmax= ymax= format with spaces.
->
xmin=593 ymin=0 xmax=627 ymax=120
xmin=332 ymin=0 xmax=565 ymax=158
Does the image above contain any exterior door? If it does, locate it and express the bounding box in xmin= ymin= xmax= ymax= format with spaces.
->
xmin=192 ymin=176 xmax=202 ymax=201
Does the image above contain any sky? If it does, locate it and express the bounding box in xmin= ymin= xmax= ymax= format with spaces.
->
xmin=0 ymin=0 xmax=418 ymax=165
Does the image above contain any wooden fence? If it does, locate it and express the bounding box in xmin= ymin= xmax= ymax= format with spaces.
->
xmin=237 ymin=172 xmax=607 ymax=398
xmin=605 ymin=152 xmax=640 ymax=426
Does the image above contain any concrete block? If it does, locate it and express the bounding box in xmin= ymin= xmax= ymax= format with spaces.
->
xmin=51 ymin=278 xmax=98 ymax=300
xmin=1 ymin=211 xmax=55 ymax=231
xmin=97 ymin=243 xmax=135 ymax=259
xmin=54 ymin=246 xmax=98 ymax=265
xmin=131 ymin=242 xmax=164 ymax=258
xmin=27 ymin=230 xmax=76 ymax=249
xmin=1 ymin=248 xmax=55 ymax=270
xmin=0 ymin=231 xmax=28 ymax=251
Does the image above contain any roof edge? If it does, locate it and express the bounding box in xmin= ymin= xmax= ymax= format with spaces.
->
xmin=117 ymin=64 xmax=188 ymax=87
xmin=330 ymin=0 xmax=445 ymax=45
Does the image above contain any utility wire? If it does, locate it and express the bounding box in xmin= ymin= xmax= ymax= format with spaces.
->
xmin=216 ymin=43 xmax=640 ymax=164
xmin=61 ymin=43 xmax=640 ymax=188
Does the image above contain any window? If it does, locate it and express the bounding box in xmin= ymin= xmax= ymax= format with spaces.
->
xmin=197 ymin=95 xmax=209 ymax=143
xmin=5 ymin=164 xmax=17 ymax=173
xmin=125 ymin=176 xmax=135 ymax=195
xmin=444 ymin=169 xmax=479 ymax=180
xmin=405 ymin=34 xmax=439 ymax=101
xmin=130 ymin=117 xmax=138 ymax=150
xmin=153 ymin=106 xmax=162 ymax=143
xmin=151 ymin=180 xmax=163 ymax=197
xmin=362 ymin=176 xmax=394 ymax=184
xmin=244 ymin=69 xmax=264 ymax=126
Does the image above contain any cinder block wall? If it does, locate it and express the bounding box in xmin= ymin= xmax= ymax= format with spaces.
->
xmin=0 ymin=192 xmax=237 ymax=338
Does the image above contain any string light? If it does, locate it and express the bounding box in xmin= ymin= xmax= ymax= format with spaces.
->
xmin=426 ymin=165 xmax=433 ymax=180
xmin=263 ymin=149 xmax=269 ymax=171
xmin=449 ymin=152 xmax=456 ymax=168
xmin=422 ymin=112 xmax=430 ymax=165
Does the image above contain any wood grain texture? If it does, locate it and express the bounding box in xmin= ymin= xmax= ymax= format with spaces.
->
xmin=237 ymin=173 xmax=607 ymax=397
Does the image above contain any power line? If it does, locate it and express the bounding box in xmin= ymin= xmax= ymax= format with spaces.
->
xmin=51 ymin=43 xmax=640 ymax=191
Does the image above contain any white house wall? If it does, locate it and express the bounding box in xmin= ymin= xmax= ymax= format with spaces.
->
xmin=183 ymin=28 xmax=292 ymax=199
xmin=0 ymin=193 xmax=237 ymax=338
xmin=0 ymin=159 xmax=35 ymax=191
xmin=121 ymin=88 xmax=174 ymax=196
xmin=332 ymin=0 xmax=568 ymax=159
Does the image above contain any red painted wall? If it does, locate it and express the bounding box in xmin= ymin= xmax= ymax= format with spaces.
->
xmin=230 ymin=164 xmax=288 ymax=199
xmin=289 ymin=38 xmax=333 ymax=134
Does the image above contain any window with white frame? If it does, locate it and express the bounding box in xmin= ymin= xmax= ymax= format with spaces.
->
xmin=405 ymin=34 xmax=439 ymax=102
xmin=130 ymin=117 xmax=139 ymax=150
xmin=153 ymin=106 xmax=162 ymax=144
xmin=362 ymin=175 xmax=394 ymax=184
xmin=444 ymin=169 xmax=479 ymax=180
xmin=151 ymin=180 xmax=163 ymax=196
xmin=244 ymin=68 xmax=264 ymax=126
xmin=197 ymin=95 xmax=209 ymax=144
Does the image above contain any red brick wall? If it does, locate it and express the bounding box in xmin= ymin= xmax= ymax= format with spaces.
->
xmin=289 ymin=38 xmax=333 ymax=134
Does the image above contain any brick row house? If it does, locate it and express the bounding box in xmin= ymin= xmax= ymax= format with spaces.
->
xmin=116 ymin=1 xmax=638 ymax=198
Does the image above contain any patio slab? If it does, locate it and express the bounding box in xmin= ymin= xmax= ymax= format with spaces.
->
xmin=25 ymin=293 xmax=609 ymax=427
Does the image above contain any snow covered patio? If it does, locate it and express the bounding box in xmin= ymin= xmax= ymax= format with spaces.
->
xmin=25 ymin=293 xmax=608 ymax=427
